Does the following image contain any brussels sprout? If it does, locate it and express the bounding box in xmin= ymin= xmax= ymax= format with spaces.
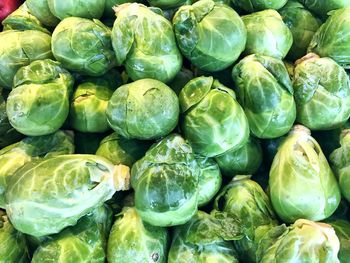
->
xmin=330 ymin=130 xmax=350 ymax=203
xmin=179 ymin=76 xmax=249 ymax=157
xmin=309 ymin=8 xmax=350 ymax=68
xmin=257 ymin=219 xmax=340 ymax=262
xmin=0 ymin=89 xmax=23 ymax=148
xmin=293 ymin=53 xmax=350 ymax=130
xmin=0 ymin=30 xmax=52 ymax=89
xmin=232 ymin=54 xmax=296 ymax=138
xmin=269 ymin=125 xmax=341 ymax=223
xmin=279 ymin=0 xmax=322 ymax=61
xmin=26 ymin=0 xmax=60 ymax=27
xmin=103 ymin=0 xmax=144 ymax=18
xmin=74 ymin=132 xmax=106 ymax=154
xmin=299 ymin=0 xmax=350 ymax=19
xmin=168 ymin=67 xmax=194 ymax=95
xmin=0 ymin=210 xmax=29 ymax=263
xmin=215 ymin=137 xmax=263 ymax=177
xmin=111 ymin=3 xmax=182 ymax=83
xmin=6 ymin=59 xmax=73 ymax=136
xmin=148 ymin=0 xmax=189 ymax=9
xmin=5 ymin=155 xmax=130 ymax=236
xmin=242 ymin=10 xmax=293 ymax=59
xmin=173 ymin=0 xmax=246 ymax=72
xmin=196 ymin=157 xmax=222 ymax=207
xmin=32 ymin=205 xmax=112 ymax=263
xmin=107 ymin=207 xmax=169 ymax=263
xmin=329 ymin=220 xmax=350 ymax=263
xmin=107 ymin=79 xmax=179 ymax=140
xmin=231 ymin=0 xmax=287 ymax=12
xmin=52 ymin=17 xmax=116 ymax=76
xmin=168 ymin=211 xmax=242 ymax=263
xmin=214 ymin=176 xmax=277 ymax=262
xmin=0 ymin=130 xmax=74 ymax=208
xmin=96 ymin=132 xmax=151 ymax=167
xmin=70 ymin=78 xmax=115 ymax=133
xmin=131 ymin=134 xmax=200 ymax=227
xmin=2 ymin=3 xmax=50 ymax=34
xmin=47 ymin=0 xmax=106 ymax=20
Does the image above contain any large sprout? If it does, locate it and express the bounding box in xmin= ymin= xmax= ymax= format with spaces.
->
xmin=5 ymin=155 xmax=130 ymax=236
xmin=111 ymin=3 xmax=182 ymax=83
xmin=293 ymin=53 xmax=350 ymax=130
xmin=232 ymin=54 xmax=296 ymax=139
xmin=309 ymin=8 xmax=350 ymax=68
xmin=173 ymin=0 xmax=246 ymax=72
xmin=242 ymin=10 xmax=293 ymax=59
xmin=0 ymin=130 xmax=74 ymax=208
xmin=179 ymin=76 xmax=249 ymax=157
xmin=6 ymin=59 xmax=74 ymax=136
xmin=0 ymin=30 xmax=52 ymax=89
xmin=215 ymin=137 xmax=262 ymax=177
xmin=214 ymin=176 xmax=277 ymax=262
xmin=279 ymin=0 xmax=322 ymax=61
xmin=257 ymin=219 xmax=340 ymax=262
xmin=47 ymin=0 xmax=106 ymax=20
xmin=26 ymin=0 xmax=60 ymax=27
xmin=131 ymin=134 xmax=200 ymax=227
xmin=32 ymin=205 xmax=112 ymax=262
xmin=107 ymin=207 xmax=169 ymax=263
xmin=52 ymin=17 xmax=116 ymax=76
xmin=269 ymin=125 xmax=341 ymax=223
xmin=106 ymin=79 xmax=179 ymax=140
xmin=0 ymin=210 xmax=29 ymax=262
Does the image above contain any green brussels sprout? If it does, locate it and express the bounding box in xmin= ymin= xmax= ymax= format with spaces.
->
xmin=0 ymin=89 xmax=23 ymax=149
xmin=131 ymin=134 xmax=200 ymax=227
xmin=309 ymin=8 xmax=350 ymax=68
xmin=52 ymin=17 xmax=116 ymax=76
xmin=329 ymin=220 xmax=350 ymax=263
xmin=2 ymin=3 xmax=50 ymax=34
xmin=168 ymin=67 xmax=194 ymax=95
xmin=232 ymin=54 xmax=296 ymax=138
xmin=214 ymin=176 xmax=277 ymax=262
xmin=196 ymin=157 xmax=222 ymax=207
xmin=32 ymin=205 xmax=112 ymax=263
xmin=111 ymin=3 xmax=182 ymax=83
xmin=0 ymin=130 xmax=74 ymax=208
xmin=107 ymin=207 xmax=169 ymax=263
xmin=330 ymin=130 xmax=350 ymax=203
xmin=215 ymin=137 xmax=263 ymax=177
xmin=70 ymin=79 xmax=115 ymax=133
xmin=0 ymin=30 xmax=52 ymax=89
xmin=168 ymin=211 xmax=243 ymax=263
xmin=179 ymin=76 xmax=249 ymax=157
xmin=231 ymin=0 xmax=287 ymax=12
xmin=242 ymin=10 xmax=293 ymax=59
xmin=96 ymin=132 xmax=151 ymax=167
xmin=148 ymin=0 xmax=189 ymax=9
xmin=6 ymin=59 xmax=73 ymax=136
xmin=279 ymin=0 xmax=322 ymax=61
xmin=47 ymin=0 xmax=106 ymax=20
xmin=26 ymin=0 xmax=60 ymax=27
xmin=0 ymin=210 xmax=29 ymax=263
xmin=299 ymin=0 xmax=350 ymax=19
xmin=5 ymin=154 xmax=130 ymax=237
xmin=269 ymin=125 xmax=341 ymax=223
xmin=107 ymin=79 xmax=179 ymax=140
xmin=74 ymin=132 xmax=106 ymax=154
xmin=173 ymin=0 xmax=246 ymax=72
xmin=257 ymin=219 xmax=340 ymax=262
xmin=293 ymin=53 xmax=350 ymax=130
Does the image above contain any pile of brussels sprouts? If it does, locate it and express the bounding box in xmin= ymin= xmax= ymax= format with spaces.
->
xmin=2 ymin=0 xmax=350 ymax=262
